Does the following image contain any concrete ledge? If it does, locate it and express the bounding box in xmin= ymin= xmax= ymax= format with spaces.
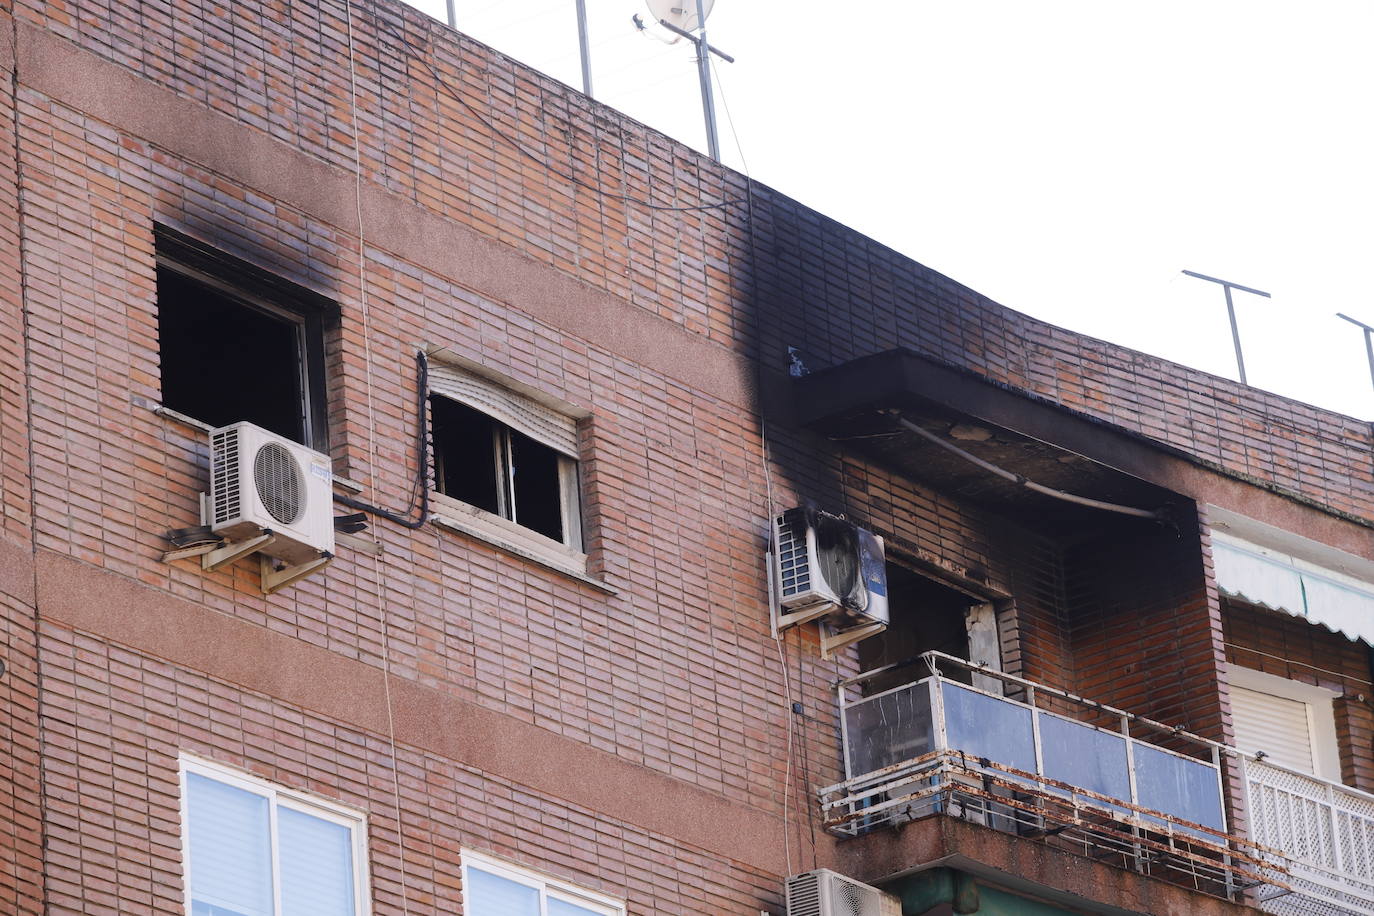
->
xmin=0 ymin=536 xmax=35 ymax=606
xmin=836 ymin=816 xmax=1257 ymax=916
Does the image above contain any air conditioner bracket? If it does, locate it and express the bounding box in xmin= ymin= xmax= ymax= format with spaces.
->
xmin=259 ymin=553 xmax=332 ymax=595
xmin=162 ymin=542 xmax=221 ymax=564
xmin=776 ymin=604 xmax=832 ymax=632
xmin=820 ymin=621 xmax=887 ymax=658
xmin=201 ymin=533 xmax=278 ymax=572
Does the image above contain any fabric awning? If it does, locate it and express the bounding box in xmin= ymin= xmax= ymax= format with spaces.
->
xmin=1212 ymin=531 xmax=1374 ymax=645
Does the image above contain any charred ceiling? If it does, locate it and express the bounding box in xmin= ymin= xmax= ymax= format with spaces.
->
xmin=795 ymin=349 xmax=1187 ymax=536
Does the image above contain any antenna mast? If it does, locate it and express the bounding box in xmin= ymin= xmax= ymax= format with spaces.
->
xmin=1337 ymin=313 xmax=1374 ymax=392
xmin=651 ymin=0 xmax=735 ymax=161
xmin=1182 ymin=270 xmax=1271 ymax=385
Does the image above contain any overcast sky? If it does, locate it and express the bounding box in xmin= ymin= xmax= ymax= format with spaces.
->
xmin=399 ymin=0 xmax=1374 ymax=421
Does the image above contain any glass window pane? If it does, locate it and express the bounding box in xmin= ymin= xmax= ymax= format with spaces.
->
xmin=940 ymin=683 xmax=1037 ymax=773
xmin=1038 ymin=714 xmax=1131 ymax=803
xmin=186 ymin=772 xmax=274 ymax=916
xmin=1133 ymin=743 xmax=1226 ymax=833
xmin=549 ymin=897 xmax=607 ymax=916
xmin=468 ymin=867 xmax=540 ymax=916
xmin=843 ymin=681 xmax=933 ymax=775
xmin=279 ymin=806 xmax=356 ymax=916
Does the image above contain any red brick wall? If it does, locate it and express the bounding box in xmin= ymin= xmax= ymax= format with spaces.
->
xmin=1224 ymin=598 xmax=1374 ymax=791
xmin=10 ymin=0 xmax=1373 ymax=522
xmin=1065 ymin=513 xmax=1227 ymax=743
xmin=35 ymin=622 xmax=783 ymax=915
xmin=0 ymin=11 xmax=44 ymax=913
xmin=1 ymin=8 xmax=31 ymax=546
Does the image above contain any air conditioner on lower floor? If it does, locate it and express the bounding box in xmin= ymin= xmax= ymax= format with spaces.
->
xmin=784 ymin=869 xmax=901 ymax=916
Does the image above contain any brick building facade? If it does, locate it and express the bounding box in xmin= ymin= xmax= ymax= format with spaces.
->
xmin=3 ymin=1 xmax=1373 ymax=914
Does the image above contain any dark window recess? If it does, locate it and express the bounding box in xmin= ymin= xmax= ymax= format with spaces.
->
xmin=154 ymin=225 xmax=335 ymax=450
xmin=508 ymin=429 xmax=563 ymax=542
xmin=431 ymin=395 xmax=502 ymax=516
xmin=430 ymin=395 xmax=573 ymax=546
xmin=858 ymin=565 xmax=973 ymax=695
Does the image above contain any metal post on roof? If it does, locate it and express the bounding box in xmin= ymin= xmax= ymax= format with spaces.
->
xmin=445 ymin=0 xmax=456 ymax=28
xmin=1182 ymin=270 xmax=1272 ymax=386
xmin=1337 ymin=313 xmax=1374 ymax=393
xmin=575 ymin=0 xmax=593 ymax=97
xmin=654 ymin=2 xmax=735 ymax=163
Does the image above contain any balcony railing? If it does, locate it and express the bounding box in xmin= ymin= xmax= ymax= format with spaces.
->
xmin=1246 ymin=757 xmax=1374 ymax=914
xmin=817 ymin=652 xmax=1374 ymax=914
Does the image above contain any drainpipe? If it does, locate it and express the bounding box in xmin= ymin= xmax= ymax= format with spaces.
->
xmin=887 ymin=867 xmax=980 ymax=914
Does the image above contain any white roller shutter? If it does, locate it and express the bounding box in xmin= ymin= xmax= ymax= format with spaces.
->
xmin=428 ymin=362 xmax=578 ymax=458
xmin=1230 ymin=684 xmax=1316 ymax=775
xmin=1227 ymin=666 xmax=1342 ymax=781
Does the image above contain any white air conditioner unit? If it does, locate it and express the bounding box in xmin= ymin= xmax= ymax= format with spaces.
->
xmin=208 ymin=421 xmax=335 ymax=565
xmin=785 ymin=869 xmax=901 ymax=916
xmin=771 ymin=506 xmax=888 ymax=652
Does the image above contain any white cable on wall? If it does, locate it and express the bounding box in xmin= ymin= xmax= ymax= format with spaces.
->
xmin=343 ymin=2 xmax=413 ymax=912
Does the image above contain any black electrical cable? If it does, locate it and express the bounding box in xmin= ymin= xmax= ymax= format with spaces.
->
xmin=358 ymin=2 xmax=747 ymax=214
xmin=334 ymin=350 xmax=431 ymax=529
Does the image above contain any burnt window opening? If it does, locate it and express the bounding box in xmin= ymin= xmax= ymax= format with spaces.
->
xmin=858 ymin=564 xmax=977 ymax=695
xmin=429 ymin=394 xmax=581 ymax=550
xmin=154 ymin=226 xmax=334 ymax=451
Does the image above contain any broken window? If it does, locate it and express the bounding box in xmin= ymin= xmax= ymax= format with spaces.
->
xmin=428 ymin=361 xmax=583 ymax=556
xmin=155 ymin=225 xmax=333 ymax=450
xmin=857 ymin=564 xmax=977 ymax=694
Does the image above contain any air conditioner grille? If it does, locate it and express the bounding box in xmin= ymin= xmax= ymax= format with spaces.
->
xmin=253 ymin=441 xmax=304 ymax=524
xmin=211 ymin=427 xmax=241 ymax=524
xmin=785 ymin=872 xmax=822 ymax=916
xmin=776 ymin=513 xmax=812 ymax=597
xmin=832 ymin=876 xmax=870 ymax=916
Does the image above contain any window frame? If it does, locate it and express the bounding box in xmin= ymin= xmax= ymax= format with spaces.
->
xmin=178 ymin=754 xmax=371 ymax=916
xmin=154 ymin=225 xmax=335 ymax=452
xmin=1226 ymin=663 xmax=1342 ymax=782
xmin=460 ymin=849 xmax=623 ymax=916
xmin=430 ymin=397 xmax=584 ymax=553
xmin=425 ymin=357 xmax=589 ymax=573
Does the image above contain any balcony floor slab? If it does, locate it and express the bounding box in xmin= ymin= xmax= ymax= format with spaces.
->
xmin=832 ymin=815 xmax=1260 ymax=916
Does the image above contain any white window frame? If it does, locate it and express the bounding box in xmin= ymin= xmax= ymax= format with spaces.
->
xmin=1226 ymin=664 xmax=1342 ymax=782
xmin=178 ymin=754 xmax=371 ymax=916
xmin=426 ymin=356 xmax=589 ymax=576
xmin=460 ymin=849 xmax=623 ymax=916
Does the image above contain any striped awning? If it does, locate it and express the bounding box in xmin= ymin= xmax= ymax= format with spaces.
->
xmin=1212 ymin=531 xmax=1374 ymax=645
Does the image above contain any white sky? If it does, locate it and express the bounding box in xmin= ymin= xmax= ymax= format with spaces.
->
xmin=399 ymin=0 xmax=1374 ymax=421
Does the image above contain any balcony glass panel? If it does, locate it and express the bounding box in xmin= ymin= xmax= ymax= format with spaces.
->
xmin=940 ymin=682 xmax=1037 ymax=773
xmin=1039 ymin=714 xmax=1131 ymax=803
xmin=844 ymin=681 xmax=933 ymax=775
xmin=1133 ymin=742 xmax=1225 ymax=832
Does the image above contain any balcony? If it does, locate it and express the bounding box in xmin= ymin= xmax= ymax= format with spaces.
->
xmin=818 ymin=653 xmax=1374 ymax=915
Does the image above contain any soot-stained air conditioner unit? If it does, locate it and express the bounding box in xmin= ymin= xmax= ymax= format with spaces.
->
xmin=770 ymin=506 xmax=888 ymax=654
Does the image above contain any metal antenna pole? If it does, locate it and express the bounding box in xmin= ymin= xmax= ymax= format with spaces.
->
xmin=445 ymin=0 xmax=456 ymax=28
xmin=575 ymin=0 xmax=593 ymax=97
xmin=694 ymin=0 xmax=720 ymax=160
xmin=658 ymin=10 xmax=735 ymax=163
xmin=1337 ymin=313 xmax=1374 ymax=392
xmin=1222 ymin=284 xmax=1246 ymax=385
xmin=1182 ymin=270 xmax=1272 ymax=386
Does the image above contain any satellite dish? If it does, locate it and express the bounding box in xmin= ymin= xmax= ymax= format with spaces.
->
xmin=645 ymin=0 xmax=715 ymax=33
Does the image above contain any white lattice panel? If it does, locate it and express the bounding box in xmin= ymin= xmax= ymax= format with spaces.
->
xmin=1247 ymin=759 xmax=1374 ymax=915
